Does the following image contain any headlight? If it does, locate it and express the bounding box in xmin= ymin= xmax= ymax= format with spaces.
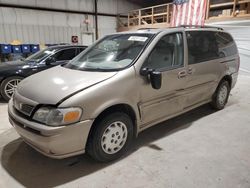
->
xmin=33 ymin=106 xmax=82 ymax=126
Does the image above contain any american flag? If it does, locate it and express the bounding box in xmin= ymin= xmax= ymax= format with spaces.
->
xmin=170 ymin=0 xmax=208 ymax=27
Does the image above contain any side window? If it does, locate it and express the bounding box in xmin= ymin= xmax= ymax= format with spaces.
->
xmin=53 ymin=48 xmax=76 ymax=61
xmin=186 ymin=31 xmax=219 ymax=64
xmin=76 ymin=47 xmax=86 ymax=55
xmin=214 ymin=32 xmax=237 ymax=57
xmin=143 ymin=33 xmax=184 ymax=70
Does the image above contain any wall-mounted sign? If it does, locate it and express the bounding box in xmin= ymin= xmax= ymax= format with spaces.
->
xmin=71 ymin=36 xmax=78 ymax=43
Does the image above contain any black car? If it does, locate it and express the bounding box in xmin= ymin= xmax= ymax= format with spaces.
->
xmin=0 ymin=45 xmax=87 ymax=101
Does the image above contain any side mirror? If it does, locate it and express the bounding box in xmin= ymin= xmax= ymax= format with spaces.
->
xmin=45 ymin=57 xmax=56 ymax=65
xmin=150 ymin=71 xmax=162 ymax=89
xmin=140 ymin=67 xmax=152 ymax=76
xmin=140 ymin=67 xmax=162 ymax=90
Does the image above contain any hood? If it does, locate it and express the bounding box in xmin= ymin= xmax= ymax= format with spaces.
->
xmin=17 ymin=65 xmax=117 ymax=104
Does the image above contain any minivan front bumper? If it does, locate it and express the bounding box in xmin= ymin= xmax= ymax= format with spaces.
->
xmin=8 ymin=99 xmax=93 ymax=159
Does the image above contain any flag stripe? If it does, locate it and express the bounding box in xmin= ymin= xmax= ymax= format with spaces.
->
xmin=197 ymin=0 xmax=202 ymax=25
xmin=171 ymin=4 xmax=176 ymax=27
xmin=171 ymin=0 xmax=207 ymax=27
xmin=187 ymin=0 xmax=193 ymax=25
xmin=181 ymin=3 xmax=187 ymax=25
xmin=192 ymin=0 xmax=198 ymax=25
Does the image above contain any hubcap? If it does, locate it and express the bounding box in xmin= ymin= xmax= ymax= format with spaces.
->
xmin=4 ymin=79 xmax=21 ymax=99
xmin=218 ymin=85 xmax=228 ymax=106
xmin=101 ymin=121 xmax=128 ymax=154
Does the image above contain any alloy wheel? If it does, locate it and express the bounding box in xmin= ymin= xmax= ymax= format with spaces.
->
xmin=4 ymin=79 xmax=21 ymax=99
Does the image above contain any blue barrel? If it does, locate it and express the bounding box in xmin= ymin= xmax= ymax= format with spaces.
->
xmin=31 ymin=44 xmax=40 ymax=53
xmin=12 ymin=45 xmax=22 ymax=53
xmin=0 ymin=44 xmax=12 ymax=54
xmin=21 ymin=44 xmax=31 ymax=53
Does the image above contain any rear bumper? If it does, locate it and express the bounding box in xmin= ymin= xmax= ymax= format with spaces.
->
xmin=8 ymin=99 xmax=93 ymax=159
xmin=231 ymin=72 xmax=238 ymax=89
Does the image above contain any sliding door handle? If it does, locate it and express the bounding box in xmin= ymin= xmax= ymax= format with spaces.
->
xmin=178 ymin=70 xmax=187 ymax=79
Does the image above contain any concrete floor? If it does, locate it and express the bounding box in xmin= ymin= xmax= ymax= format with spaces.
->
xmin=0 ymin=72 xmax=250 ymax=188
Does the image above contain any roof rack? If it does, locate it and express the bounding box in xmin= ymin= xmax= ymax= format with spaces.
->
xmin=137 ymin=25 xmax=223 ymax=31
xmin=137 ymin=28 xmax=159 ymax=30
xmin=179 ymin=25 xmax=223 ymax=30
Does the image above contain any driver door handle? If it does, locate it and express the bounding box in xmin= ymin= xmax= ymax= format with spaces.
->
xmin=178 ymin=70 xmax=187 ymax=79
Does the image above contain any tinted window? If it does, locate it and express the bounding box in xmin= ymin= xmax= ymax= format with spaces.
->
xmin=143 ymin=33 xmax=184 ymax=70
xmin=214 ymin=32 xmax=237 ymax=57
xmin=186 ymin=31 xmax=219 ymax=64
xmin=53 ymin=48 xmax=76 ymax=61
xmin=77 ymin=47 xmax=86 ymax=54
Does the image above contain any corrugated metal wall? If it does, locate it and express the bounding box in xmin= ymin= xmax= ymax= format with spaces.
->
xmin=0 ymin=0 xmax=139 ymax=44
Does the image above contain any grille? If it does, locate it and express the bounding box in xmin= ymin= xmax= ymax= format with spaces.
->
xmin=20 ymin=104 xmax=34 ymax=115
xmin=13 ymin=97 xmax=35 ymax=116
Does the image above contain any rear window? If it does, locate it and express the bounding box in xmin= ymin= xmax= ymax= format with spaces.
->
xmin=186 ymin=31 xmax=237 ymax=64
xmin=214 ymin=32 xmax=238 ymax=58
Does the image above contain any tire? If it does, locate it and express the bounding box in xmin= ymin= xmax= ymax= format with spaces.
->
xmin=211 ymin=80 xmax=230 ymax=110
xmin=87 ymin=112 xmax=134 ymax=162
xmin=0 ymin=76 xmax=23 ymax=101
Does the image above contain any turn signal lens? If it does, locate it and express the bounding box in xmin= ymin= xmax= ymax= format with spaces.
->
xmin=64 ymin=111 xmax=81 ymax=123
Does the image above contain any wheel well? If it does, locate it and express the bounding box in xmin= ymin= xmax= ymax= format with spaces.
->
xmin=0 ymin=78 xmax=4 ymax=85
xmin=0 ymin=75 xmax=24 ymax=84
xmin=87 ymin=104 xmax=137 ymax=144
xmin=221 ymin=75 xmax=232 ymax=88
xmin=0 ymin=76 xmax=9 ymax=85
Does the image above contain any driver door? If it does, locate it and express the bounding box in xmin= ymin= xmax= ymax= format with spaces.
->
xmin=138 ymin=32 xmax=188 ymax=126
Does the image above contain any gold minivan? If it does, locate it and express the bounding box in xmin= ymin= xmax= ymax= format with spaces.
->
xmin=8 ymin=26 xmax=239 ymax=162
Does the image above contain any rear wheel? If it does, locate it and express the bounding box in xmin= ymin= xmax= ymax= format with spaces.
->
xmin=87 ymin=112 xmax=134 ymax=162
xmin=211 ymin=80 xmax=230 ymax=110
xmin=0 ymin=76 xmax=23 ymax=101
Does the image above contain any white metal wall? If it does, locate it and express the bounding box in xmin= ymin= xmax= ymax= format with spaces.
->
xmin=0 ymin=0 xmax=139 ymax=44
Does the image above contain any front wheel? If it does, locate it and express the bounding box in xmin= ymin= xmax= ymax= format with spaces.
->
xmin=87 ymin=112 xmax=134 ymax=162
xmin=211 ymin=80 xmax=230 ymax=110
xmin=0 ymin=76 xmax=23 ymax=101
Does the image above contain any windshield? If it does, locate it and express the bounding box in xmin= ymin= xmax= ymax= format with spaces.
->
xmin=25 ymin=48 xmax=56 ymax=62
xmin=65 ymin=33 xmax=154 ymax=71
